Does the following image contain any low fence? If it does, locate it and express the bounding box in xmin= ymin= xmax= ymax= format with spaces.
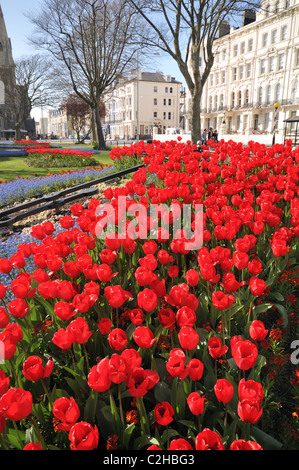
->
xmin=0 ymin=164 xmax=144 ymax=228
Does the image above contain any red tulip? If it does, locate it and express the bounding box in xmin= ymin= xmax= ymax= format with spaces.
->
xmin=214 ymin=378 xmax=234 ymax=403
xmin=237 ymin=399 xmax=263 ymax=424
xmin=137 ymin=288 xmax=158 ymax=312
xmin=53 ymin=397 xmax=80 ymax=431
xmin=68 ymin=421 xmax=99 ymax=450
xmin=231 ymin=339 xmax=258 ymax=370
xmin=178 ymin=326 xmax=199 ymax=350
xmin=249 ymin=320 xmax=268 ymax=341
xmin=168 ymin=439 xmax=193 ymax=450
xmin=88 ymin=357 xmax=112 ymax=392
xmin=249 ymin=277 xmax=266 ymax=296
xmin=133 ymin=326 xmax=157 ymax=349
xmin=208 ymin=336 xmax=228 ymax=359
xmin=154 ymin=401 xmax=174 ymax=425
xmin=195 ymin=428 xmax=225 ymax=450
xmin=108 ymin=328 xmax=127 ymax=351
xmin=98 ymin=317 xmax=112 ymax=335
xmin=187 ymin=392 xmax=205 ymax=415
xmin=0 ymin=388 xmax=33 ymax=421
xmin=23 ymin=442 xmax=43 ymax=450
xmin=212 ymin=291 xmax=235 ymax=310
xmin=22 ymin=356 xmax=54 ymax=382
xmin=230 ymin=439 xmax=263 ymax=450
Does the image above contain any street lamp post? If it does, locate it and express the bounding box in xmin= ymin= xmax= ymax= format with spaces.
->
xmin=272 ymin=102 xmax=280 ymax=145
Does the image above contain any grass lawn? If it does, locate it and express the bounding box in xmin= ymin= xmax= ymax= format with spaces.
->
xmin=0 ymin=151 xmax=112 ymax=182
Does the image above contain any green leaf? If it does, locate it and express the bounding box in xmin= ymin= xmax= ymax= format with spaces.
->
xmin=110 ymin=392 xmax=123 ymax=437
xmin=84 ymin=389 xmax=98 ymax=424
xmin=251 ymin=426 xmax=283 ymax=450
xmin=122 ymin=423 xmax=136 ymax=449
xmin=273 ymin=303 xmax=289 ymax=327
xmin=252 ymin=303 xmax=272 ymax=315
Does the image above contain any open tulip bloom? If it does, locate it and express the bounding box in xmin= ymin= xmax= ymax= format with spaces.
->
xmin=0 ymin=138 xmax=297 ymax=450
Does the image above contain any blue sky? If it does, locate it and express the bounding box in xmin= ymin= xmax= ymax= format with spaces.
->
xmin=1 ymin=0 xmax=186 ymax=120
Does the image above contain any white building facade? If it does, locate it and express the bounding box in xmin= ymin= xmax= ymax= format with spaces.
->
xmin=103 ymin=71 xmax=182 ymax=140
xmin=185 ymin=0 xmax=299 ymax=143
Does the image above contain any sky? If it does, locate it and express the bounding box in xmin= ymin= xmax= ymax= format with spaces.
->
xmin=1 ymin=0 xmax=187 ymax=122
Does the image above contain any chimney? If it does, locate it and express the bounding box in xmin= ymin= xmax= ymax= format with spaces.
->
xmin=242 ymin=9 xmax=256 ymax=26
xmin=218 ymin=20 xmax=230 ymax=38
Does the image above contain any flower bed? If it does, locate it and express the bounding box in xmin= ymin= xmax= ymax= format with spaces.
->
xmin=14 ymin=140 xmax=51 ymax=148
xmin=25 ymin=148 xmax=98 ymax=168
xmin=0 ymin=139 xmax=298 ymax=451
xmin=0 ymin=165 xmax=115 ymax=206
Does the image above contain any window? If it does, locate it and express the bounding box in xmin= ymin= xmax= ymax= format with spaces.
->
xmin=154 ymin=112 xmax=158 ymax=118
xmin=154 ymin=98 xmax=157 ymax=105
xmin=163 ymin=112 xmax=166 ymax=119
xmin=241 ymin=42 xmax=246 ymax=54
xmin=266 ymin=85 xmax=271 ymax=104
xmin=281 ymin=26 xmax=287 ymax=40
xmin=261 ymin=59 xmax=266 ymax=74
xmin=248 ymin=39 xmax=253 ymax=52
xmin=222 ymin=49 xmax=227 ymax=60
xmin=279 ymin=53 xmax=285 ymax=70
xmin=275 ymin=1 xmax=280 ymax=12
xmin=291 ymin=80 xmax=298 ymax=101
xmin=258 ymin=87 xmax=263 ymax=104
xmin=222 ymin=71 xmax=226 ymax=83
xmin=231 ymin=92 xmax=235 ymax=107
xmin=240 ymin=65 xmax=244 ymax=80
xmin=245 ymin=89 xmax=249 ymax=104
xmin=165 ymin=87 xmax=168 ymax=93
xmin=154 ymin=86 xmax=158 ymax=92
xmin=275 ymin=83 xmax=281 ymax=102
xmin=238 ymin=90 xmax=242 ymax=106
xmin=262 ymin=33 xmax=268 ymax=47
xmin=272 ymin=29 xmax=277 ymax=44
xmin=170 ymin=87 xmax=173 ymax=93
xmin=210 ymin=74 xmax=214 ymax=86
xmin=233 ymin=67 xmax=237 ymax=81
xmin=163 ymin=98 xmax=166 ymax=105
xmin=168 ymin=98 xmax=171 ymax=105
xmin=216 ymin=72 xmax=220 ymax=85
xmin=168 ymin=112 xmax=172 ymax=119
xmin=270 ymin=56 xmax=275 ymax=72
xmin=233 ymin=44 xmax=238 ymax=56
xmin=247 ymin=63 xmax=252 ymax=78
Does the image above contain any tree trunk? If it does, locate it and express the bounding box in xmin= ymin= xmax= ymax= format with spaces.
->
xmin=15 ymin=125 xmax=22 ymax=141
xmin=93 ymin=104 xmax=106 ymax=150
xmin=191 ymin=85 xmax=202 ymax=145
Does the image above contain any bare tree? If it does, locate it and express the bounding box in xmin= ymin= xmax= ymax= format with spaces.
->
xmin=62 ymin=93 xmax=106 ymax=143
xmin=128 ymin=0 xmax=261 ymax=144
xmin=0 ymin=54 xmax=53 ymax=140
xmin=28 ymin=0 xmax=144 ymax=149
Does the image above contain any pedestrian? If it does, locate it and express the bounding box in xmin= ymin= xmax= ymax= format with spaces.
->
xmin=212 ymin=129 xmax=218 ymax=143
xmin=208 ymin=127 xmax=213 ymax=140
xmin=201 ymin=129 xmax=207 ymax=145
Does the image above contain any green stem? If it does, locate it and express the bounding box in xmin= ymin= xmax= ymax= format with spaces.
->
xmin=83 ymin=343 xmax=90 ymax=372
xmin=28 ymin=415 xmax=47 ymax=450
xmin=40 ymin=378 xmax=52 ymax=407
xmin=118 ymin=384 xmax=124 ymax=426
